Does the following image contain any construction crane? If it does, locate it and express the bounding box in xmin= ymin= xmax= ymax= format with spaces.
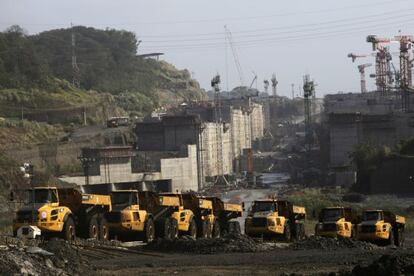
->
xmin=271 ymin=74 xmax=278 ymax=97
xmin=348 ymin=52 xmax=375 ymax=63
xmin=303 ymin=75 xmax=316 ymax=153
xmin=225 ymin=25 xmax=244 ymax=87
xmin=249 ymin=71 xmax=257 ymax=89
xmin=264 ymin=79 xmax=269 ymax=94
xmin=357 ymin=63 xmax=372 ymax=93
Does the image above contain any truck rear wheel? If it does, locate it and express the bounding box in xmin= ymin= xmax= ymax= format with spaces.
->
xmin=170 ymin=218 xmax=178 ymax=239
xmin=99 ymin=216 xmax=109 ymax=241
xmin=200 ymin=220 xmax=211 ymax=239
xmin=63 ymin=216 xmax=76 ymax=241
xmin=395 ymin=228 xmax=404 ymax=247
xmin=228 ymin=221 xmax=241 ymax=234
xmin=144 ymin=218 xmax=155 ymax=243
xmin=88 ymin=216 xmax=99 ymax=239
xmin=212 ymin=220 xmax=221 ymax=238
xmin=187 ymin=218 xmax=197 ymax=239
xmin=156 ymin=218 xmax=172 ymax=239
xmin=283 ymin=224 xmax=291 ymax=242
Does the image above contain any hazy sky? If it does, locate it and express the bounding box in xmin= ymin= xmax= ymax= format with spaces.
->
xmin=1 ymin=0 xmax=413 ymax=97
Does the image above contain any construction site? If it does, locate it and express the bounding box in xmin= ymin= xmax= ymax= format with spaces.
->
xmin=2 ymin=1 xmax=414 ymax=275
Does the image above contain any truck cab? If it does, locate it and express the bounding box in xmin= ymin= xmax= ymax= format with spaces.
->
xmin=315 ymin=207 xmax=356 ymax=238
xmin=357 ymin=210 xmax=405 ymax=246
xmin=245 ymin=199 xmax=305 ymax=241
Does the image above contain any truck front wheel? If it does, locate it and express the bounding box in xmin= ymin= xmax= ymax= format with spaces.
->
xmin=212 ymin=220 xmax=221 ymax=238
xmin=169 ymin=218 xmax=178 ymax=239
xmin=63 ymin=217 xmax=76 ymax=241
xmin=283 ymin=224 xmax=291 ymax=242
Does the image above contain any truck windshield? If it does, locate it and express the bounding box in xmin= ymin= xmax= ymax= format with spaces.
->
xmin=321 ymin=208 xmax=344 ymax=221
xmin=27 ymin=189 xmax=57 ymax=204
xmin=363 ymin=211 xmax=382 ymax=221
xmin=111 ymin=192 xmax=136 ymax=206
xmin=252 ymin=202 xmax=275 ymax=212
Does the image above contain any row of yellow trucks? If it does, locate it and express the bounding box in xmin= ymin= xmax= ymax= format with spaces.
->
xmin=12 ymin=187 xmax=406 ymax=247
xmin=12 ymin=187 xmax=243 ymax=242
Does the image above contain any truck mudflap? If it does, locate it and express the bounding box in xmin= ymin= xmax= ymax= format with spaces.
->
xmin=17 ymin=226 xmax=41 ymax=239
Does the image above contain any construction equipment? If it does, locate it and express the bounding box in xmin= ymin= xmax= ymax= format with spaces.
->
xmin=244 ymin=199 xmax=306 ymax=241
xmin=315 ymin=207 xmax=358 ymax=238
xmin=13 ymin=187 xmax=111 ymax=240
xmin=356 ymin=210 xmax=405 ymax=246
xmin=263 ymin=79 xmax=269 ymax=94
xmin=182 ymin=194 xmax=243 ymax=238
xmin=271 ymin=74 xmax=278 ymax=96
xmin=106 ymin=190 xmax=195 ymax=241
xmin=357 ymin=63 xmax=372 ymax=93
xmin=225 ymin=25 xmax=244 ymax=86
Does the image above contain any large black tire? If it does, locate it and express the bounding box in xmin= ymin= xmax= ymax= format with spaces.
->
xmin=283 ymin=224 xmax=291 ymax=242
xmin=170 ymin=218 xmax=179 ymax=239
xmin=63 ymin=216 xmax=76 ymax=241
xmin=228 ymin=221 xmax=241 ymax=234
xmin=394 ymin=228 xmax=404 ymax=247
xmin=187 ymin=218 xmax=197 ymax=239
xmin=99 ymin=216 xmax=109 ymax=241
xmin=143 ymin=218 xmax=155 ymax=243
xmin=351 ymin=225 xmax=356 ymax=240
xmin=156 ymin=218 xmax=172 ymax=239
xmin=212 ymin=220 xmax=221 ymax=238
xmin=388 ymin=227 xmax=394 ymax=246
xmin=293 ymin=223 xmax=302 ymax=241
xmin=88 ymin=215 xmax=99 ymax=239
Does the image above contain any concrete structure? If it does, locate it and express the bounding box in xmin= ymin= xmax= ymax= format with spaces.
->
xmin=59 ymin=145 xmax=198 ymax=193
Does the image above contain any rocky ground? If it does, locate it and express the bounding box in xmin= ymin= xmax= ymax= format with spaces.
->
xmin=2 ymin=234 xmax=414 ymax=275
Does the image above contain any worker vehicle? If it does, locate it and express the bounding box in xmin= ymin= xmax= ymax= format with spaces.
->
xmin=105 ymin=190 xmax=195 ymax=241
xmin=13 ymin=187 xmax=111 ymax=241
xmin=244 ymin=199 xmax=306 ymax=241
xmin=182 ymin=194 xmax=243 ymax=239
xmin=356 ymin=210 xmax=405 ymax=246
xmin=106 ymin=116 xmax=130 ymax=128
xmin=315 ymin=207 xmax=358 ymax=238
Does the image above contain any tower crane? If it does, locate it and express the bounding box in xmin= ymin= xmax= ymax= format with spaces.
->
xmin=357 ymin=63 xmax=372 ymax=93
xmin=249 ymin=71 xmax=257 ymax=89
xmin=225 ymin=25 xmax=244 ymax=87
xmin=271 ymin=74 xmax=278 ymax=96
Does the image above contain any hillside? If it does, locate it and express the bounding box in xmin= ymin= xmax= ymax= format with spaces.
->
xmin=0 ymin=25 xmax=206 ymax=119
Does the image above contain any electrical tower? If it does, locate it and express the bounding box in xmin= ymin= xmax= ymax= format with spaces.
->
xmin=211 ymin=74 xmax=228 ymax=186
xmin=271 ymin=74 xmax=278 ymax=96
xmin=357 ymin=63 xmax=372 ymax=93
xmin=303 ymin=75 xmax=315 ymax=154
xmin=71 ymin=23 xmax=80 ymax=88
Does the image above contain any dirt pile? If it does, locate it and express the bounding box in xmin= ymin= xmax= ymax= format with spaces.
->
xmin=145 ymin=233 xmax=264 ymax=254
xmin=292 ymin=236 xmax=378 ymax=251
xmin=351 ymin=253 xmax=414 ymax=275
xmin=0 ymin=236 xmax=93 ymax=275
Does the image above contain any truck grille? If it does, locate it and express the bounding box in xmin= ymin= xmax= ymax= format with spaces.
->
xmin=106 ymin=212 xmax=121 ymax=223
xmin=252 ymin=217 xmax=267 ymax=227
xmin=360 ymin=225 xmax=376 ymax=233
xmin=16 ymin=210 xmax=38 ymax=223
xmin=322 ymin=223 xmax=337 ymax=231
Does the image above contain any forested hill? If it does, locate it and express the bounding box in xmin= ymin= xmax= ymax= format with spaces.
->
xmin=0 ymin=25 xmax=206 ymax=118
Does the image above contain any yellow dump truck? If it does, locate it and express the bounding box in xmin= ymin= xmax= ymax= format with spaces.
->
xmin=105 ymin=190 xmax=155 ymax=242
xmin=244 ymin=199 xmax=306 ymax=241
xmin=106 ymin=190 xmax=195 ymax=241
xmin=315 ymin=207 xmax=358 ymax=238
xmin=13 ymin=187 xmax=111 ymax=241
xmin=181 ymin=194 xmax=243 ymax=239
xmin=357 ymin=210 xmax=405 ymax=246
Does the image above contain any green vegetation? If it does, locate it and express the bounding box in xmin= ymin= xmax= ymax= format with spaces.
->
xmin=0 ymin=25 xmax=205 ymax=119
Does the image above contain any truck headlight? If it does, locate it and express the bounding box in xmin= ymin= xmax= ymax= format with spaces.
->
xmin=41 ymin=211 xmax=47 ymax=219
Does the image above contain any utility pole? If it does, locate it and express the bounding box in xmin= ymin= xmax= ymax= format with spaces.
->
xmin=71 ymin=23 xmax=80 ymax=88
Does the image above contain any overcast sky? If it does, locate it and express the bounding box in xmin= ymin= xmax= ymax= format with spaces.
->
xmin=1 ymin=0 xmax=413 ymax=97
